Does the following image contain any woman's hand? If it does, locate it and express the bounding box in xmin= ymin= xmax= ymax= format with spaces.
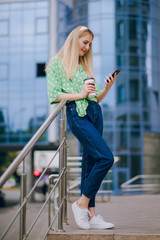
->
xmin=80 ymin=82 xmax=96 ymax=99
xmin=104 ymin=73 xmax=117 ymax=88
xmin=97 ymin=73 xmax=118 ymax=103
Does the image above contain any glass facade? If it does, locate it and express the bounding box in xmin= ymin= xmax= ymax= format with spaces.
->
xmin=0 ymin=0 xmax=49 ymax=144
xmin=58 ymin=0 xmax=160 ymax=193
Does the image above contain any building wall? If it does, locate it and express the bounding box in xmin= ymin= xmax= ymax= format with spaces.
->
xmin=0 ymin=0 xmax=50 ymax=144
xmin=57 ymin=0 xmax=160 ymax=193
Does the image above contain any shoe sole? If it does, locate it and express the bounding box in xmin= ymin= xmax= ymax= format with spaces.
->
xmin=90 ymin=224 xmax=115 ymax=229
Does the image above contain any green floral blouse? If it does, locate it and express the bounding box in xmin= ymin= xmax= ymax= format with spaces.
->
xmin=47 ymin=56 xmax=102 ymax=117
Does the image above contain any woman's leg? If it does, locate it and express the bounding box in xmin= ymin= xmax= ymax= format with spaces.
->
xmin=81 ymin=149 xmax=96 ymax=208
xmin=67 ymin=106 xmax=114 ymax=203
xmin=67 ymin=102 xmax=114 ymax=229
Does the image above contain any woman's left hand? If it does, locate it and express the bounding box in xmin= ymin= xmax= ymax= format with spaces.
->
xmin=104 ymin=73 xmax=117 ymax=88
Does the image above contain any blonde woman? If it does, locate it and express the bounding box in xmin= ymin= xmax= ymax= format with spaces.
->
xmin=46 ymin=26 xmax=117 ymax=230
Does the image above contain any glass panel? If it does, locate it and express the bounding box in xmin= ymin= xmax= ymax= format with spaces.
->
xmin=117 ymin=21 xmax=124 ymax=39
xmin=130 ymin=131 xmax=140 ymax=152
xmin=143 ymin=111 xmax=150 ymax=123
xmin=129 ymin=19 xmax=138 ymax=39
xmin=92 ymin=35 xmax=100 ymax=54
xmin=118 ymin=171 xmax=127 ymax=188
xmin=93 ymin=55 xmax=101 ymax=69
xmin=0 ymin=4 xmax=9 ymax=11
xmin=129 ymin=80 xmax=139 ymax=101
xmin=22 ymin=10 xmax=35 ymax=35
xmin=10 ymin=11 xmax=22 ymax=36
xmin=116 ymin=155 xmax=128 ymax=168
xmin=88 ymin=1 xmax=100 ymax=15
xmin=0 ymin=64 xmax=8 ymax=79
xmin=23 ymin=2 xmax=35 ymax=9
xmin=102 ymin=108 xmax=113 ymax=121
xmin=130 ymin=114 xmax=140 ymax=122
xmin=117 ymin=85 xmax=125 ymax=103
xmin=11 ymin=2 xmax=22 ymax=10
xmin=117 ymin=55 xmax=126 ymax=66
xmin=89 ymin=20 xmax=101 ymax=34
xmin=128 ymin=0 xmax=138 ymax=14
xmin=36 ymin=8 xmax=49 ymax=17
xmin=36 ymin=63 xmax=46 ymax=77
xmin=0 ymin=20 xmax=9 ymax=35
xmin=0 ymin=37 xmax=9 ymax=51
xmin=36 ymin=18 xmax=48 ymax=34
xmin=129 ymin=56 xmax=139 ymax=67
xmin=103 ymin=131 xmax=113 ymax=151
xmin=116 ymin=130 xmax=127 ymax=151
xmin=141 ymin=2 xmax=150 ymax=15
xmin=130 ymin=155 xmax=141 ymax=178
xmin=9 ymin=54 xmax=22 ymax=80
xmin=36 ymin=1 xmax=49 ymax=8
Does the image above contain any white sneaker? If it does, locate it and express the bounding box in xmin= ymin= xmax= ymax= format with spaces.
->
xmin=89 ymin=214 xmax=114 ymax=229
xmin=72 ymin=201 xmax=91 ymax=229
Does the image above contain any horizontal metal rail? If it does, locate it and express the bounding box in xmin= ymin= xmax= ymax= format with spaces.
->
xmin=0 ymin=99 xmax=67 ymax=188
xmin=121 ymin=174 xmax=160 ymax=192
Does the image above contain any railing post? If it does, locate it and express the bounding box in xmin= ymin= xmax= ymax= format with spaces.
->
xmin=63 ymin=106 xmax=68 ymax=225
xmin=19 ymin=160 xmax=27 ymax=240
xmin=108 ymin=171 xmax=111 ymax=202
xmin=58 ymin=106 xmax=65 ymax=231
xmin=48 ymin=176 xmax=52 ymax=228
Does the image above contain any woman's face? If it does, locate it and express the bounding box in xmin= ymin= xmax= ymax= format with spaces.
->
xmin=79 ymin=33 xmax=93 ymax=57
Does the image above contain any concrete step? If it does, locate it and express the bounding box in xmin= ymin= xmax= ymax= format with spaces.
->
xmin=47 ymin=194 xmax=160 ymax=240
xmin=47 ymin=233 xmax=160 ymax=240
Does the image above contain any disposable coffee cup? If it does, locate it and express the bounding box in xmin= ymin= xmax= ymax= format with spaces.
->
xmin=84 ymin=77 xmax=96 ymax=98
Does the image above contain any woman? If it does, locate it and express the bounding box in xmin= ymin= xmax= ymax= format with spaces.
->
xmin=46 ymin=26 xmax=117 ymax=230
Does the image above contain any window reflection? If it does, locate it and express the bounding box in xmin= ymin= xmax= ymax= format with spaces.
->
xmin=0 ymin=1 xmax=49 ymax=143
xmin=0 ymin=64 xmax=8 ymax=80
xmin=129 ymin=79 xmax=139 ymax=101
xmin=130 ymin=131 xmax=140 ymax=152
xmin=36 ymin=18 xmax=48 ymax=34
xmin=117 ymin=21 xmax=124 ymax=39
xmin=116 ymin=130 xmax=127 ymax=152
xmin=130 ymin=155 xmax=141 ymax=178
xmin=117 ymin=85 xmax=125 ymax=103
xmin=0 ymin=20 xmax=9 ymax=35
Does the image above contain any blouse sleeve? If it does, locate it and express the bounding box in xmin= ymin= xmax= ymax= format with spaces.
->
xmin=46 ymin=57 xmax=63 ymax=104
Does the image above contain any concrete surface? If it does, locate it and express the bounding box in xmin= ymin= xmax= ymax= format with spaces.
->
xmin=0 ymin=191 xmax=160 ymax=240
xmin=48 ymin=194 xmax=160 ymax=240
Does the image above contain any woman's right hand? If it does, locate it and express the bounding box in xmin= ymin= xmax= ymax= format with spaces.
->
xmin=80 ymin=82 xmax=96 ymax=99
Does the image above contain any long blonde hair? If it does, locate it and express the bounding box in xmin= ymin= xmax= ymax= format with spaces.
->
xmin=46 ymin=26 xmax=94 ymax=79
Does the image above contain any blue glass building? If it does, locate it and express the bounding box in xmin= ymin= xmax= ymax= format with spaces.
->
xmin=0 ymin=0 xmax=159 ymax=193
xmin=58 ymin=0 xmax=160 ymax=193
xmin=0 ymin=0 xmax=49 ymax=145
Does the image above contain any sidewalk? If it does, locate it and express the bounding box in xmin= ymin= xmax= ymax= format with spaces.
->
xmin=0 ymin=193 xmax=160 ymax=240
xmin=48 ymin=194 xmax=160 ymax=240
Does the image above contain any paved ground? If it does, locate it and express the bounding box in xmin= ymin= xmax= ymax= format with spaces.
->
xmin=0 ymin=190 xmax=160 ymax=240
xmin=64 ymin=194 xmax=160 ymax=235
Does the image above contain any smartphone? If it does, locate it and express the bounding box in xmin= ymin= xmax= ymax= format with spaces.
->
xmin=107 ymin=69 xmax=120 ymax=82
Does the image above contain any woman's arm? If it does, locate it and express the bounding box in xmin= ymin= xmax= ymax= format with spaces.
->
xmin=54 ymin=82 xmax=96 ymax=102
xmin=96 ymin=73 xmax=117 ymax=103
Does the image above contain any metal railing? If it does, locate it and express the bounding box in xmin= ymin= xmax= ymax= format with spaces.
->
xmin=0 ymin=99 xmax=67 ymax=240
xmin=121 ymin=174 xmax=160 ymax=193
